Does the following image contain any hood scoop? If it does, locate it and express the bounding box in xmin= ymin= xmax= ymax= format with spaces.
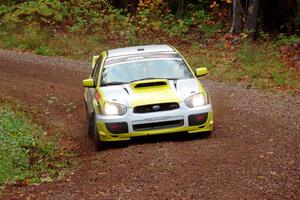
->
xmin=130 ymin=79 xmax=168 ymax=89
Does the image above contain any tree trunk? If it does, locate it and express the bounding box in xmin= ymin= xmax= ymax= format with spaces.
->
xmin=178 ymin=0 xmax=184 ymax=19
xmin=245 ymin=0 xmax=260 ymax=39
xmin=230 ymin=0 xmax=244 ymax=34
xmin=296 ymin=0 xmax=300 ymax=28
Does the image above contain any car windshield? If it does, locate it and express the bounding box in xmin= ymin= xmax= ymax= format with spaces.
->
xmin=101 ymin=54 xmax=193 ymax=86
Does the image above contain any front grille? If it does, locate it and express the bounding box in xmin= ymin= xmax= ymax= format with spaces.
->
xmin=133 ymin=102 xmax=179 ymax=113
xmin=133 ymin=120 xmax=184 ymax=131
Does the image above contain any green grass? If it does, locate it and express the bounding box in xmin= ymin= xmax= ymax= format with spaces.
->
xmin=0 ymin=97 xmax=61 ymax=187
xmin=0 ymin=25 xmax=60 ymax=56
xmin=183 ymin=40 xmax=300 ymax=94
xmin=237 ymin=41 xmax=299 ymax=91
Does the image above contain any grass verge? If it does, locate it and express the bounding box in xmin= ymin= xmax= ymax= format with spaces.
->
xmin=181 ymin=39 xmax=299 ymax=94
xmin=0 ymin=97 xmax=65 ymax=190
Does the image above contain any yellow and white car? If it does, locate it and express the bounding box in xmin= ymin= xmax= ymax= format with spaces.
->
xmin=82 ymin=45 xmax=213 ymax=150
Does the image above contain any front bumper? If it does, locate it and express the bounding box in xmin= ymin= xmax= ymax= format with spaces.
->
xmin=95 ymin=103 xmax=213 ymax=142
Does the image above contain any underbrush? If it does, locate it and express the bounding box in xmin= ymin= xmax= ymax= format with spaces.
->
xmin=0 ymin=25 xmax=59 ymax=56
xmin=182 ymin=38 xmax=299 ymax=94
xmin=237 ymin=41 xmax=299 ymax=92
xmin=0 ymin=97 xmax=65 ymax=188
xmin=0 ymin=0 xmax=220 ymax=41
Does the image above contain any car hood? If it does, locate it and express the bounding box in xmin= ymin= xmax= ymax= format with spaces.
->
xmin=100 ymin=78 xmax=202 ymax=107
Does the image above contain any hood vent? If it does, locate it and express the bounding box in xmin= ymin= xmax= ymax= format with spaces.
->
xmin=134 ymin=81 xmax=167 ymax=88
xmin=130 ymin=79 xmax=169 ymax=89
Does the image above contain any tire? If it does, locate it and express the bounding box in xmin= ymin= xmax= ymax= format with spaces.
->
xmin=85 ymin=102 xmax=93 ymax=138
xmin=92 ymin=114 xmax=106 ymax=151
xmin=203 ymin=131 xmax=212 ymax=138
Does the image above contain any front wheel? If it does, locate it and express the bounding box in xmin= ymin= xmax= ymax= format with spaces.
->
xmin=202 ymin=131 xmax=212 ymax=138
xmin=92 ymin=114 xmax=106 ymax=151
xmin=85 ymin=102 xmax=93 ymax=138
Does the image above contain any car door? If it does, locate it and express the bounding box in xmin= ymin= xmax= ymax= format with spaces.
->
xmin=86 ymin=56 xmax=102 ymax=114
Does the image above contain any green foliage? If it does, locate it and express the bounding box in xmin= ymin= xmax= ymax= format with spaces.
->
xmin=0 ymin=24 xmax=55 ymax=54
xmin=0 ymin=5 xmax=11 ymax=16
xmin=271 ymin=71 xmax=286 ymax=86
xmin=20 ymin=26 xmax=50 ymax=50
xmin=35 ymin=45 xmax=57 ymax=56
xmin=102 ymin=7 xmax=132 ymax=39
xmin=198 ymin=22 xmax=222 ymax=38
xmin=0 ymin=98 xmax=58 ymax=186
xmin=162 ymin=9 xmax=220 ymax=38
xmin=258 ymin=31 xmax=269 ymax=41
xmin=1 ymin=0 xmax=107 ymax=32
xmin=67 ymin=0 xmax=107 ymax=32
xmin=2 ymin=0 xmax=68 ymax=25
xmin=0 ymin=29 xmax=18 ymax=49
xmin=0 ymin=0 xmax=222 ymax=41
xmin=274 ymin=34 xmax=300 ymax=46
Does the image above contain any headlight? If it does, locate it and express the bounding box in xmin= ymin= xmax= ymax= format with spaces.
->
xmin=185 ymin=93 xmax=207 ymax=108
xmin=103 ymin=102 xmax=127 ymax=115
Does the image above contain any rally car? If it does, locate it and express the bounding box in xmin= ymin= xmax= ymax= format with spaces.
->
xmin=82 ymin=44 xmax=213 ymax=150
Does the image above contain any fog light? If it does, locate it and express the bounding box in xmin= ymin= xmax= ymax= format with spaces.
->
xmin=188 ymin=113 xmax=208 ymax=126
xmin=196 ymin=115 xmax=205 ymax=121
xmin=105 ymin=122 xmax=128 ymax=134
xmin=110 ymin=124 xmax=120 ymax=129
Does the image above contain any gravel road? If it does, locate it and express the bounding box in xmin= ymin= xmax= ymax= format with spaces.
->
xmin=0 ymin=49 xmax=299 ymax=200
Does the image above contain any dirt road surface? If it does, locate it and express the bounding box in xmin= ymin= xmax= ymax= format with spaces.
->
xmin=0 ymin=50 xmax=299 ymax=200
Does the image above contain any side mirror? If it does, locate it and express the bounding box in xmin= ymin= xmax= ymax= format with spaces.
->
xmin=82 ymin=78 xmax=95 ymax=88
xmin=195 ymin=67 xmax=208 ymax=77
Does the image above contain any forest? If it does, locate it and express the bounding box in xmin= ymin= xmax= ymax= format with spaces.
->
xmin=0 ymin=0 xmax=299 ymax=93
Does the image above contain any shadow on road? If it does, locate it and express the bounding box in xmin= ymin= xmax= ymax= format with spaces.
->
xmin=102 ymin=131 xmax=212 ymax=150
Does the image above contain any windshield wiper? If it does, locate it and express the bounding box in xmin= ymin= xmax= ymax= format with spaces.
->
xmin=101 ymin=81 xmax=128 ymax=86
xmin=164 ymin=78 xmax=179 ymax=80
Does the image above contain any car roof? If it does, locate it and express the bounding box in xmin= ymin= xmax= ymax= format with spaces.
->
xmin=106 ymin=45 xmax=175 ymax=58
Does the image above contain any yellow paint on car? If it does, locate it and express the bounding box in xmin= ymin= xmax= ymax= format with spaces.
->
xmin=129 ymin=79 xmax=180 ymax=107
